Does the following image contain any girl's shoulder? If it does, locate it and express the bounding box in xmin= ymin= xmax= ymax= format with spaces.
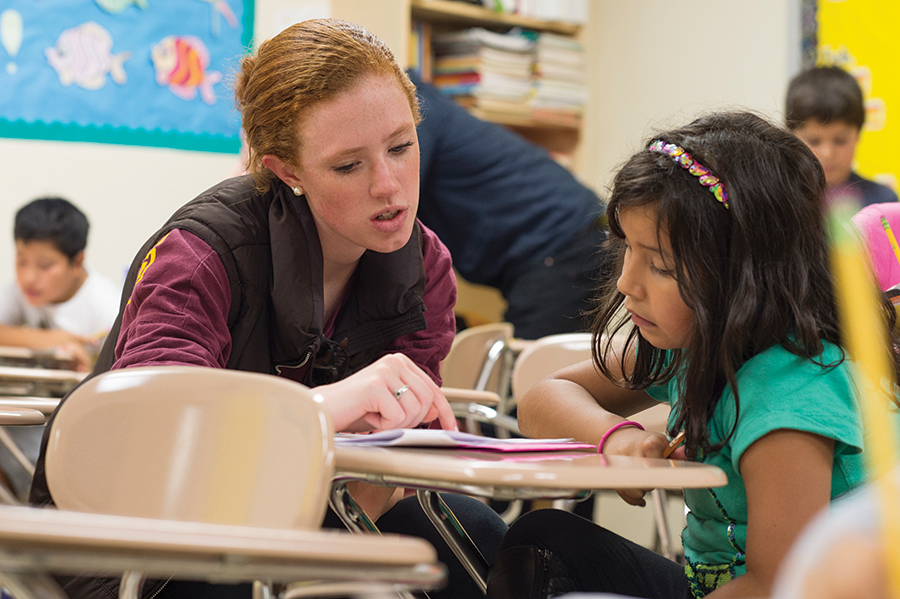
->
xmin=738 ymin=339 xmax=846 ymax=379
xmin=727 ymin=340 xmax=856 ymax=423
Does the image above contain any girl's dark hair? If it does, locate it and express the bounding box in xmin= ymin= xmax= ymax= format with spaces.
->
xmin=14 ymin=197 xmax=89 ymax=260
xmin=590 ymin=111 xmax=900 ymax=456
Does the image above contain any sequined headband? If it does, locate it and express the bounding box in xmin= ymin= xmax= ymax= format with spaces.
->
xmin=648 ymin=140 xmax=730 ymax=209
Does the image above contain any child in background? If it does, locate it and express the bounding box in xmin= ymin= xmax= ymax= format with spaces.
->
xmin=785 ymin=65 xmax=898 ymax=208
xmin=0 ymin=197 xmax=121 ymax=370
xmin=0 ymin=198 xmax=120 ymax=500
xmin=485 ymin=111 xmax=900 ymax=599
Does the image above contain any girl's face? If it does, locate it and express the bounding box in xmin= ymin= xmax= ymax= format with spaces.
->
xmin=616 ymin=204 xmax=695 ymax=349
xmin=292 ymin=73 xmax=419 ymax=265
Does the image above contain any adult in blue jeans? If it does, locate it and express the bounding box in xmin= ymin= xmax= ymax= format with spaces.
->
xmin=410 ymin=72 xmax=610 ymax=339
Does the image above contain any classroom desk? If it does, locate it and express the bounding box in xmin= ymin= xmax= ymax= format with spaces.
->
xmin=0 ymin=396 xmax=60 ymax=416
xmin=331 ymin=445 xmax=728 ymax=593
xmin=0 ymin=345 xmax=77 ymax=370
xmin=0 ymin=364 xmax=86 ymax=397
xmin=0 ymin=407 xmax=47 ymax=504
xmin=0 ymin=408 xmax=44 ymax=427
xmin=0 ymin=504 xmax=446 ymax=599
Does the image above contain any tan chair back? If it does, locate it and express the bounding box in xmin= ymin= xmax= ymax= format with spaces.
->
xmin=510 ymin=332 xmax=669 ymax=431
xmin=442 ymin=322 xmax=514 ymax=392
xmin=511 ymin=332 xmax=593 ymax=403
xmin=46 ymin=366 xmax=334 ymax=531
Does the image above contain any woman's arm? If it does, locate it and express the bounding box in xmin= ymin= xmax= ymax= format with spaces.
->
xmin=112 ymin=230 xmax=232 ymax=370
xmin=706 ymin=429 xmax=834 ymax=598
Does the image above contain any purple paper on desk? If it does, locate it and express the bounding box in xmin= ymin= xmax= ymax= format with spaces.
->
xmin=334 ymin=429 xmax=596 ymax=452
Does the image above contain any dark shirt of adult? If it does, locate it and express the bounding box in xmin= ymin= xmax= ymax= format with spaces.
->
xmin=410 ymin=72 xmax=609 ymax=338
xmin=844 ymin=171 xmax=899 ymax=208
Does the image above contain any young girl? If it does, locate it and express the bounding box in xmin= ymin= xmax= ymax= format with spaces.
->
xmin=485 ymin=111 xmax=900 ymax=599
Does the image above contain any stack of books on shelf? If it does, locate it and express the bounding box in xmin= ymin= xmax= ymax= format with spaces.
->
xmin=432 ymin=27 xmax=535 ymax=116
xmin=409 ymin=20 xmax=433 ymax=83
xmin=530 ymin=32 xmax=588 ymax=126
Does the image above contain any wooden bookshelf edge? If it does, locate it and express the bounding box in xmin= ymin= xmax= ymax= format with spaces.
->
xmin=410 ymin=0 xmax=581 ymax=36
xmin=468 ymin=108 xmax=581 ymax=131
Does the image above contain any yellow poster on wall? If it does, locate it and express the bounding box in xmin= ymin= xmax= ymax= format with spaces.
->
xmin=818 ymin=0 xmax=899 ymax=193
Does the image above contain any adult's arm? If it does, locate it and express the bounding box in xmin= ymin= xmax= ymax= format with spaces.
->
xmin=112 ymin=229 xmax=233 ymax=370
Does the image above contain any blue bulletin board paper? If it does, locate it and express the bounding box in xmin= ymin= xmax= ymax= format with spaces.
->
xmin=0 ymin=0 xmax=254 ymax=153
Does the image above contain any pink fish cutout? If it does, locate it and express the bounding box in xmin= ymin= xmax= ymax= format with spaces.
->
xmin=45 ymin=21 xmax=131 ymax=90
xmin=151 ymin=35 xmax=222 ymax=104
xmin=196 ymin=0 xmax=237 ymax=37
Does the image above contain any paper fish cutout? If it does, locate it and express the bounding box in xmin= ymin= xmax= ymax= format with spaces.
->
xmin=151 ymin=35 xmax=222 ymax=104
xmin=45 ymin=22 xmax=131 ymax=90
xmin=94 ymin=0 xmax=148 ymax=14
xmin=196 ymin=0 xmax=237 ymax=37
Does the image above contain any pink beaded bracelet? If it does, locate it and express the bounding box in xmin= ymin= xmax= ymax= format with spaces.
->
xmin=597 ymin=420 xmax=645 ymax=454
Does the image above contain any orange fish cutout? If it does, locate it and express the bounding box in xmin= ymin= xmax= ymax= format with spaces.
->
xmin=151 ymin=35 xmax=222 ymax=104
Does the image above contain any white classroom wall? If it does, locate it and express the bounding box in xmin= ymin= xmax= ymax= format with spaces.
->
xmin=583 ymin=0 xmax=801 ymax=194
xmin=0 ymin=0 xmax=800 ymax=288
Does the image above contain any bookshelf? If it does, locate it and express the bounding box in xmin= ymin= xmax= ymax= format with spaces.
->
xmin=409 ymin=0 xmax=579 ymax=36
xmin=335 ymin=0 xmax=587 ymax=165
xmin=333 ymin=0 xmax=589 ymax=326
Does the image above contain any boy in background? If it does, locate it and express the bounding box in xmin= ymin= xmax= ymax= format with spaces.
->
xmin=0 ymin=197 xmax=121 ymax=368
xmin=0 ymin=197 xmax=120 ymax=499
xmin=785 ymin=65 xmax=898 ymax=207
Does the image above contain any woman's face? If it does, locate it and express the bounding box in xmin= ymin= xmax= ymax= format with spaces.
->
xmin=293 ymin=73 xmax=419 ymax=264
xmin=615 ymin=204 xmax=695 ymax=349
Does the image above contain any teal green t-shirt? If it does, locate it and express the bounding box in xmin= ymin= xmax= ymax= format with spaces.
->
xmin=646 ymin=341 xmax=891 ymax=597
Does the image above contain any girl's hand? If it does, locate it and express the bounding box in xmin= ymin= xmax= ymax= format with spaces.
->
xmin=315 ymin=353 xmax=458 ymax=433
xmin=668 ymin=445 xmax=688 ymax=461
xmin=601 ymin=426 xmax=671 ymax=506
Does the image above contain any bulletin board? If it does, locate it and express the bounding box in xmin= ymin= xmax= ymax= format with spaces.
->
xmin=0 ymin=0 xmax=253 ymax=153
xmin=817 ymin=0 xmax=900 ymax=192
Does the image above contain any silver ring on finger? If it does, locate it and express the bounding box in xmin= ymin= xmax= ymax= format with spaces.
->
xmin=393 ymin=384 xmax=410 ymax=399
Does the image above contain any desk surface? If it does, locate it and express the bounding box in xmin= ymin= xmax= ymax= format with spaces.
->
xmin=0 ymin=407 xmax=45 ymax=426
xmin=0 ymin=504 xmax=444 ymax=593
xmin=0 ymin=346 xmax=77 ymax=370
xmin=0 ymin=397 xmax=60 ymax=416
xmin=334 ymin=445 xmax=727 ymax=501
xmin=0 ymin=365 xmax=86 ymax=384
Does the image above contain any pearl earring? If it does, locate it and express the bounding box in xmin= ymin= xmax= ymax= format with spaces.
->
xmin=292 ymin=186 xmax=303 ymax=196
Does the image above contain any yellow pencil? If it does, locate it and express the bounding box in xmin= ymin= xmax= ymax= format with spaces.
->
xmin=662 ymin=430 xmax=685 ymax=459
xmin=830 ymin=199 xmax=900 ymax=598
xmin=881 ymin=215 xmax=900 ymax=268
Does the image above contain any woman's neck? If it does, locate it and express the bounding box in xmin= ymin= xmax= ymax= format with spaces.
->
xmin=322 ymin=256 xmax=360 ymax=326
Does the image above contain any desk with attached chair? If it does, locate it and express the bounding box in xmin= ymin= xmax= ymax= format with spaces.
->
xmin=33 ymin=366 xmax=446 ymax=599
xmin=331 ymin=442 xmax=727 ymax=595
